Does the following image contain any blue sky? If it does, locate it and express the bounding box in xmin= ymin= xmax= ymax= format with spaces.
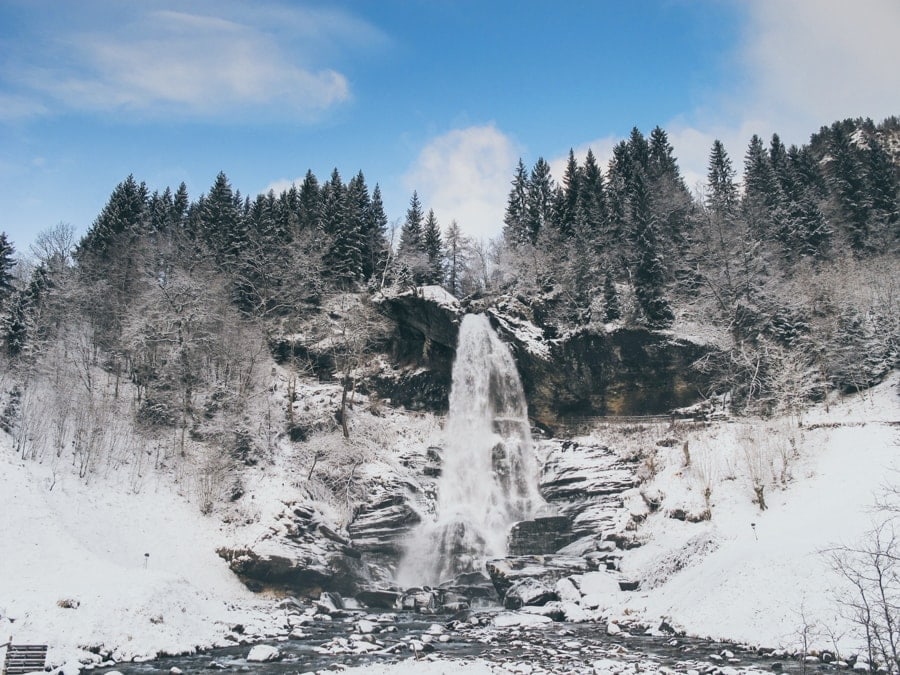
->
xmin=1 ymin=0 xmax=898 ymax=251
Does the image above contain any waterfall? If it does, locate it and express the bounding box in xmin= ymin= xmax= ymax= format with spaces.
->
xmin=397 ymin=313 xmax=543 ymax=586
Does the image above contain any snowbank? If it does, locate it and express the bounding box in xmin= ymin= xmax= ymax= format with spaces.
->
xmin=610 ymin=373 xmax=900 ymax=652
xmin=0 ymin=440 xmax=273 ymax=666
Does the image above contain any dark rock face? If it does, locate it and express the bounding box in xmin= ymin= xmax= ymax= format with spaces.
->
xmin=507 ymin=516 xmax=578 ymax=556
xmin=217 ymin=546 xmax=362 ymax=597
xmin=347 ymin=488 xmax=422 ymax=576
xmin=371 ymin=288 xmax=462 ymax=411
xmin=355 ymin=588 xmax=402 ymax=609
xmin=371 ymin=289 xmax=715 ymax=423
xmin=502 ymin=324 xmax=714 ymax=429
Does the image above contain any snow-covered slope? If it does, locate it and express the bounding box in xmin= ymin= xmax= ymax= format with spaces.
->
xmin=0 ymin=438 xmax=278 ymax=666
xmin=605 ymin=373 xmax=900 ymax=651
xmin=0 ymin=371 xmax=896 ymax=668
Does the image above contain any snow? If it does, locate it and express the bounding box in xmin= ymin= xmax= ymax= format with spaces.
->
xmin=0 ymin=349 xmax=896 ymax=670
xmin=607 ymin=372 xmax=900 ymax=652
xmin=0 ymin=435 xmax=275 ymax=667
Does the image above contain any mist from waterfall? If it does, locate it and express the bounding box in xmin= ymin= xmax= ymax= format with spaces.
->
xmin=396 ymin=313 xmax=543 ymax=586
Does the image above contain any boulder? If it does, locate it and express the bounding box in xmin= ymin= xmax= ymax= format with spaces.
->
xmin=246 ymin=645 xmax=281 ymax=663
xmin=486 ymin=555 xmax=599 ymax=600
xmin=217 ymin=546 xmax=360 ymax=596
xmin=503 ymin=578 xmax=559 ymax=610
xmin=507 ymin=516 xmax=578 ymax=555
xmin=355 ymin=588 xmax=401 ymax=609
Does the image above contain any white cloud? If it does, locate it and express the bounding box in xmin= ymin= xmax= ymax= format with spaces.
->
xmin=742 ymin=0 xmax=900 ymax=134
xmin=555 ymin=0 xmax=900 ymax=195
xmin=262 ymin=177 xmax=301 ymax=196
xmin=405 ymin=124 xmax=521 ymax=241
xmin=6 ymin=2 xmax=385 ymax=120
xmin=0 ymin=93 xmax=48 ymax=121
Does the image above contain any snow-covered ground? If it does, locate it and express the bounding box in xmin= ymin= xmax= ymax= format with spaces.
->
xmin=0 ymin=436 xmax=277 ymax=668
xmin=604 ymin=373 xmax=900 ymax=652
xmin=0 ymin=372 xmax=896 ymax=672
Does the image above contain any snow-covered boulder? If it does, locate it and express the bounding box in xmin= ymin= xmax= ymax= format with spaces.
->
xmin=246 ymin=644 xmax=281 ymax=662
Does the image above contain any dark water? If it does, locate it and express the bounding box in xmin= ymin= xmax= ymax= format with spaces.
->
xmin=100 ymin=610 xmax=841 ymax=675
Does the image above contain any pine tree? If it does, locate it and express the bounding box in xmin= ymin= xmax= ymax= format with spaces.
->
xmin=503 ymin=159 xmax=531 ymax=245
xmin=363 ymin=184 xmax=389 ymax=281
xmin=706 ymin=140 xmax=737 ymax=217
xmin=557 ymin=149 xmax=581 ymax=236
xmin=526 ymin=158 xmax=555 ymax=244
xmin=602 ymin=270 xmax=621 ymax=322
xmin=0 ymin=232 xmax=16 ymax=306
xmin=422 ymin=209 xmax=444 ymax=285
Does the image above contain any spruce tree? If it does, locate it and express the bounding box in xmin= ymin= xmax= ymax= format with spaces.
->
xmin=706 ymin=140 xmax=738 ymax=217
xmin=297 ymin=170 xmax=322 ymax=233
xmin=526 ymin=158 xmax=555 ymax=244
xmin=578 ymin=148 xmax=608 ymax=238
xmin=199 ymin=172 xmax=244 ymax=258
xmin=422 ymin=209 xmax=444 ymax=285
xmin=364 ymin=184 xmax=389 ymax=281
xmin=630 ymin=170 xmax=674 ymax=328
xmin=399 ymin=191 xmax=424 ymax=254
xmin=0 ymin=232 xmax=16 ymax=306
xmin=557 ymin=149 xmax=581 ymax=236
xmin=503 ymin=159 xmax=531 ymax=245
xmin=827 ymin=124 xmax=871 ymax=250
xmin=399 ymin=192 xmax=428 ymax=284
xmin=322 ymin=168 xmax=362 ymax=284
xmin=602 ymin=271 xmax=621 ymax=322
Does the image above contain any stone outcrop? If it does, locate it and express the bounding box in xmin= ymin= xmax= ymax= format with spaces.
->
xmin=372 ymin=289 xmax=715 ymax=423
xmin=539 ymin=440 xmax=640 ymax=545
xmin=347 ymin=483 xmax=422 ymax=577
xmin=493 ymin=313 xmax=715 ymax=429
xmin=370 ymin=287 xmax=462 ymax=411
xmin=217 ymin=501 xmax=366 ymax=596
xmin=507 ymin=516 xmax=578 ymax=556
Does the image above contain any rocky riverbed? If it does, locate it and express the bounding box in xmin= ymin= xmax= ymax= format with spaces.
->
xmin=101 ymin=599 xmax=850 ymax=675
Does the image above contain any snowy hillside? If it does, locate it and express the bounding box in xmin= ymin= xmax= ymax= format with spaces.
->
xmin=0 ymin=372 xmax=897 ymax=671
xmin=601 ymin=373 xmax=900 ymax=652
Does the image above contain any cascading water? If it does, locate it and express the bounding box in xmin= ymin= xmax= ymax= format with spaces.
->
xmin=397 ymin=313 xmax=543 ymax=586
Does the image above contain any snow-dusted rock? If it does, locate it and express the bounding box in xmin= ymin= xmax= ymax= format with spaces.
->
xmin=555 ymin=576 xmax=582 ymax=604
xmin=246 ymin=645 xmax=281 ymax=662
xmin=486 ymin=555 xmax=598 ymax=598
xmin=492 ymin=612 xmax=554 ymax=628
xmin=503 ymin=577 xmax=559 ymax=609
xmin=508 ymin=515 xmax=578 ymax=555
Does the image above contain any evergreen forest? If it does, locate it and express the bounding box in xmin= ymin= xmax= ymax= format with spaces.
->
xmin=0 ymin=115 xmax=897 ymax=485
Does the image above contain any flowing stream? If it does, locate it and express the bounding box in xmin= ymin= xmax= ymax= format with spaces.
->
xmin=397 ymin=313 xmax=544 ymax=586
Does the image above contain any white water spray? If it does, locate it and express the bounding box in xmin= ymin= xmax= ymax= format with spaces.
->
xmin=397 ymin=314 xmax=543 ymax=586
